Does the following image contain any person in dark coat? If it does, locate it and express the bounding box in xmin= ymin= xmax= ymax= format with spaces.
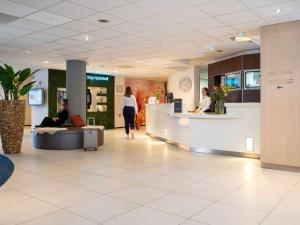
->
xmin=37 ymin=99 xmax=69 ymax=127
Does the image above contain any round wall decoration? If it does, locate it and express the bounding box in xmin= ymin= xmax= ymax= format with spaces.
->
xmin=178 ymin=76 xmax=192 ymax=92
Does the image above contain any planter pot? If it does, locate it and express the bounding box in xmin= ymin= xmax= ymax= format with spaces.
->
xmin=215 ymin=101 xmax=225 ymax=114
xmin=0 ymin=100 xmax=25 ymax=154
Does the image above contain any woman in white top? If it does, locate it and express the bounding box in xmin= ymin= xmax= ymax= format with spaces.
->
xmin=119 ymin=86 xmax=138 ymax=139
xmin=199 ymin=87 xmax=211 ymax=113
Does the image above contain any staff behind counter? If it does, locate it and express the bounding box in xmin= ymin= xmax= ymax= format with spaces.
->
xmin=196 ymin=87 xmax=212 ymax=113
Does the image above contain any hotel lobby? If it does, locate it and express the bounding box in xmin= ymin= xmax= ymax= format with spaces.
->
xmin=1 ymin=0 xmax=300 ymax=225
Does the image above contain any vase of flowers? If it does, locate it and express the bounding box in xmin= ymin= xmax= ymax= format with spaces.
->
xmin=210 ymin=85 xmax=232 ymax=114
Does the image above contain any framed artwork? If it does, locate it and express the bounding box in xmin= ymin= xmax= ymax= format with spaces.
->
xmin=57 ymin=88 xmax=66 ymax=112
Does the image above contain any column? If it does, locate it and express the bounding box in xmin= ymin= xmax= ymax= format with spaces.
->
xmin=66 ymin=60 xmax=86 ymax=123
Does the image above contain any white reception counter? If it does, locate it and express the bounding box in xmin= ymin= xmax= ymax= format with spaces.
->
xmin=146 ymin=103 xmax=261 ymax=158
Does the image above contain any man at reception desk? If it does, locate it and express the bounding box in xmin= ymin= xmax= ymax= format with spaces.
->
xmin=197 ymin=87 xmax=212 ymax=113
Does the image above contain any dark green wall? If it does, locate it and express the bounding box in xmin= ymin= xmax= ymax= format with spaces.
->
xmin=48 ymin=69 xmax=66 ymax=117
xmin=86 ymin=73 xmax=114 ymax=129
xmin=48 ymin=70 xmax=115 ymax=129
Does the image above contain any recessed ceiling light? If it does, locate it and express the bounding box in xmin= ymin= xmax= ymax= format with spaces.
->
xmin=113 ymin=70 xmax=117 ymax=72
xmin=43 ymin=61 xmax=49 ymax=64
xmin=26 ymin=50 xmax=31 ymax=54
xmin=85 ymin=36 xmax=89 ymax=41
xmin=275 ymin=8 xmax=281 ymax=13
xmin=98 ymin=19 xmax=109 ymax=23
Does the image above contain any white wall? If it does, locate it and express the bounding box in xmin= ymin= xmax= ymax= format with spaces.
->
xmin=31 ymin=69 xmax=49 ymax=127
xmin=168 ymin=66 xmax=200 ymax=111
xmin=0 ymin=86 xmax=4 ymax=100
xmin=114 ymin=77 xmax=125 ymax=127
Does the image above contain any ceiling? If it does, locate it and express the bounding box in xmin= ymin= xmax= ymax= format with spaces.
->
xmin=0 ymin=0 xmax=299 ymax=78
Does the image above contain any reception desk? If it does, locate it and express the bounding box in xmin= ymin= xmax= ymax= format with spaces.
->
xmin=146 ymin=103 xmax=260 ymax=158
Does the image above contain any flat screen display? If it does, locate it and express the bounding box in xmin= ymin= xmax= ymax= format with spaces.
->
xmin=245 ymin=70 xmax=261 ymax=89
xmin=28 ymin=89 xmax=44 ymax=106
xmin=226 ymin=72 xmax=241 ymax=89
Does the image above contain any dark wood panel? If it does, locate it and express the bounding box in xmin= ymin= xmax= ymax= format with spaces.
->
xmin=208 ymin=56 xmax=242 ymax=76
xmin=243 ymin=90 xmax=261 ymax=102
xmin=225 ymin=90 xmax=242 ymax=102
xmin=243 ymin=54 xmax=260 ymax=70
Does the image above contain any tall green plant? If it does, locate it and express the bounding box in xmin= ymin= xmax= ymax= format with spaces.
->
xmin=0 ymin=64 xmax=38 ymax=100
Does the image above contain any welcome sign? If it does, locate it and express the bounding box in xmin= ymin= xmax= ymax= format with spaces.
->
xmin=86 ymin=75 xmax=109 ymax=81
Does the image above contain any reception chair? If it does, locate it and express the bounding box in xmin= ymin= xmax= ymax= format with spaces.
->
xmin=0 ymin=154 xmax=14 ymax=187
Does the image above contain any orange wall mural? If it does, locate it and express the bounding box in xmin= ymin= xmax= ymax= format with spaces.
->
xmin=125 ymin=78 xmax=166 ymax=127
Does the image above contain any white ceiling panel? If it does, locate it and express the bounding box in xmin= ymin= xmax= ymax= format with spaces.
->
xmin=25 ymin=32 xmax=61 ymax=42
xmin=10 ymin=0 xmax=62 ymax=9
xmin=135 ymin=0 xmax=190 ymax=13
xmin=43 ymin=26 xmax=78 ymax=38
xmin=185 ymin=17 xmax=225 ymax=30
xmin=265 ymin=12 xmax=300 ymax=24
xmin=198 ymin=0 xmax=247 ymax=16
xmin=203 ymin=26 xmax=237 ymax=37
xmin=25 ymin=11 xmax=72 ymax=25
xmin=240 ymin=0 xmax=289 ymax=9
xmin=217 ymin=10 xmax=261 ymax=25
xmin=165 ymin=7 xmax=209 ymax=23
xmin=0 ymin=25 xmax=33 ymax=36
xmin=53 ymin=38 xmax=83 ymax=47
xmin=183 ymin=0 xmax=215 ymax=5
xmin=232 ymin=20 xmax=267 ymax=32
xmin=106 ymin=4 xmax=153 ymax=20
xmin=69 ymin=0 xmax=128 ymax=11
xmin=46 ymin=1 xmax=96 ymax=19
xmin=135 ymin=15 xmax=176 ymax=28
xmin=61 ymin=21 xmax=98 ymax=32
xmin=8 ymin=18 xmax=52 ymax=31
xmin=110 ymin=22 xmax=148 ymax=34
xmin=89 ymin=28 xmax=123 ymax=39
xmin=0 ymin=0 xmax=37 ymax=17
xmin=254 ymin=1 xmax=300 ymax=18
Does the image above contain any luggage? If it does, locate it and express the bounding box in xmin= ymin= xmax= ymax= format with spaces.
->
xmin=83 ymin=129 xmax=98 ymax=151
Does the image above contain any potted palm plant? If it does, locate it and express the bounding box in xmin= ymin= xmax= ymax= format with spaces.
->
xmin=210 ymin=85 xmax=232 ymax=114
xmin=0 ymin=64 xmax=37 ymax=154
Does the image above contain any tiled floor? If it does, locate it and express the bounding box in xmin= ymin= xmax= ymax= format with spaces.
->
xmin=1 ymin=128 xmax=300 ymax=225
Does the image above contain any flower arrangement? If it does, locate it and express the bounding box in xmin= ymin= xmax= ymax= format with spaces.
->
xmin=210 ymin=85 xmax=232 ymax=114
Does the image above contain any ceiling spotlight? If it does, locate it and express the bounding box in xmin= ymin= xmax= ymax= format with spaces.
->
xmin=113 ymin=70 xmax=117 ymax=73
xmin=98 ymin=19 xmax=109 ymax=23
xmin=85 ymin=36 xmax=89 ymax=41
xmin=43 ymin=61 xmax=49 ymax=64
xmin=275 ymin=8 xmax=281 ymax=13
xmin=230 ymin=32 xmax=252 ymax=42
xmin=26 ymin=50 xmax=31 ymax=54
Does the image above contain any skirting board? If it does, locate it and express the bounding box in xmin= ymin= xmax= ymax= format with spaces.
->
xmin=146 ymin=133 xmax=260 ymax=159
xmin=261 ymin=163 xmax=300 ymax=172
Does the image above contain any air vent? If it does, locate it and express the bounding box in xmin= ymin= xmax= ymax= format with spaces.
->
xmin=0 ymin=13 xmax=19 ymax=25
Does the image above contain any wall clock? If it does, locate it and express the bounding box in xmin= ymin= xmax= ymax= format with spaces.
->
xmin=178 ymin=76 xmax=192 ymax=93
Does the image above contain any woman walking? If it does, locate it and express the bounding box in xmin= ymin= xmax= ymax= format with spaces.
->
xmin=119 ymin=86 xmax=138 ymax=139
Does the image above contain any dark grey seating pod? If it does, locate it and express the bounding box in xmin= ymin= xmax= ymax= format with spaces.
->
xmin=32 ymin=128 xmax=104 ymax=150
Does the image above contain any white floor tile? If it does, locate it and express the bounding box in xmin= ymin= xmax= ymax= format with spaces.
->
xmin=192 ymin=203 xmax=266 ymax=225
xmin=67 ymin=194 xmax=137 ymax=223
xmin=103 ymin=207 xmax=185 ymax=225
xmin=220 ymin=190 xmax=281 ymax=213
xmin=18 ymin=210 xmax=97 ymax=225
xmin=273 ymin=198 xmax=300 ymax=220
xmin=80 ymin=177 xmax=133 ymax=194
xmin=57 ymin=172 xmax=103 ymax=185
xmin=37 ymin=187 xmax=99 ymax=208
xmin=146 ymin=193 xmax=212 ymax=218
xmin=261 ymin=214 xmax=300 ymax=225
xmin=178 ymin=182 xmax=234 ymax=201
xmin=110 ymin=184 xmax=169 ymax=204
xmin=0 ymin=187 xmax=30 ymax=206
xmin=0 ymin=198 xmax=58 ymax=225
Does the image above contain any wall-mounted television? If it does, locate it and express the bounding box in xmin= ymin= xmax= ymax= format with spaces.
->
xmin=28 ymin=88 xmax=44 ymax=106
xmin=225 ymin=72 xmax=241 ymax=89
xmin=244 ymin=70 xmax=261 ymax=89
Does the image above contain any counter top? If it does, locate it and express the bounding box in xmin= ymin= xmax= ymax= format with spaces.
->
xmin=168 ymin=113 xmax=241 ymax=119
